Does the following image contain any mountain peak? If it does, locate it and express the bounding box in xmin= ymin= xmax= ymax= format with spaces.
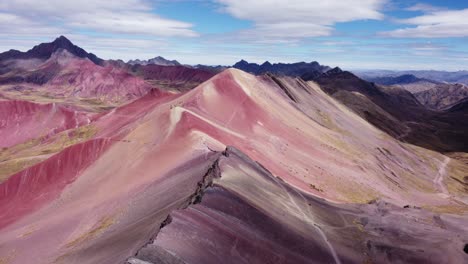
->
xmin=53 ymin=35 xmax=74 ymax=47
xmin=0 ymin=36 xmax=103 ymax=65
xmin=327 ymin=67 xmax=343 ymax=74
xmin=234 ymin=59 xmax=249 ymax=65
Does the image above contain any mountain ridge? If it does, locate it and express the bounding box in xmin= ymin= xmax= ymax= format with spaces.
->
xmin=0 ymin=36 xmax=103 ymax=66
xmin=233 ymin=59 xmax=331 ymax=77
xmin=128 ymin=56 xmax=181 ymax=66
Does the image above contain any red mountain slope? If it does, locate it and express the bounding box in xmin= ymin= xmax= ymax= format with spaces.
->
xmin=0 ymin=69 xmax=467 ymax=264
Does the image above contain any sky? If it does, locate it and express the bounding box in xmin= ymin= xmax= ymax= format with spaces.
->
xmin=1 ymin=0 xmax=468 ymax=70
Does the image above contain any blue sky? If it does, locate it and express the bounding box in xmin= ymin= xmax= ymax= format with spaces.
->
xmin=1 ymin=0 xmax=468 ymax=70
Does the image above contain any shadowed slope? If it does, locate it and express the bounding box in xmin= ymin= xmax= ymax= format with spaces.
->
xmin=311 ymin=70 xmax=468 ymax=153
xmin=414 ymin=83 xmax=468 ymax=111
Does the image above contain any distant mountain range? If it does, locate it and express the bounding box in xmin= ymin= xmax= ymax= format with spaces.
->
xmin=355 ymin=70 xmax=468 ymax=85
xmin=356 ymin=72 xmax=468 ymax=111
xmin=233 ymin=59 xmax=331 ymax=77
xmin=311 ymin=69 xmax=468 ymax=152
xmin=363 ymin=74 xmax=437 ymax=86
xmin=128 ymin=56 xmax=181 ymax=66
xmin=193 ymin=64 xmax=227 ymax=73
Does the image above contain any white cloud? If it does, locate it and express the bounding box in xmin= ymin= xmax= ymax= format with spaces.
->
xmin=382 ymin=8 xmax=468 ymax=38
xmin=0 ymin=0 xmax=197 ymax=37
xmin=68 ymin=12 xmax=197 ymax=37
xmin=0 ymin=12 xmax=63 ymax=35
xmin=216 ymin=0 xmax=387 ymax=40
xmin=65 ymin=35 xmax=172 ymax=61
xmin=0 ymin=1 xmax=197 ymax=61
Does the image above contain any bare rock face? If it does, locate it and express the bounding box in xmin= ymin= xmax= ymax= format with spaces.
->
xmin=414 ymin=83 xmax=468 ymax=111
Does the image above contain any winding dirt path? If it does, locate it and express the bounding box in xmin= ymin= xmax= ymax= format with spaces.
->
xmin=314 ymin=224 xmax=342 ymax=264
xmin=433 ymin=157 xmax=450 ymax=195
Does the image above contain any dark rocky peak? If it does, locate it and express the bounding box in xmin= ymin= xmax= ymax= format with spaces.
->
xmin=0 ymin=50 xmax=23 ymax=63
xmin=300 ymin=71 xmax=322 ymax=81
xmin=326 ymin=67 xmax=343 ymax=75
xmin=0 ymin=36 xmax=104 ymax=66
xmin=393 ymin=74 xmax=421 ymax=83
xmin=314 ymin=69 xmax=385 ymax=97
xmin=310 ymin=61 xmax=320 ymax=67
xmin=233 ymin=59 xmax=332 ymax=77
xmin=234 ymin=59 xmax=252 ymax=67
xmin=233 ymin=60 xmax=262 ymax=74
xmin=52 ymin=35 xmax=74 ymax=47
xmin=301 ymin=67 xmax=343 ymax=81
xmin=29 ymin=36 xmax=74 ymax=58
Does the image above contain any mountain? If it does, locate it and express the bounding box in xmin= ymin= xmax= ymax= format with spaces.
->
xmin=358 ymin=73 xmax=468 ymax=111
xmin=1 ymin=37 xmax=468 ymax=264
xmin=0 ymin=99 xmax=92 ymax=149
xmin=128 ymin=64 xmax=216 ymax=91
xmin=414 ymin=83 xmax=468 ymax=110
xmin=233 ymin=59 xmax=331 ymax=77
xmin=365 ymin=74 xmax=436 ymax=86
xmin=193 ymin=64 xmax=227 ymax=73
xmin=0 ymin=37 xmax=215 ymax=106
xmin=1 ymin=69 xmax=466 ymax=264
xmin=0 ymin=36 xmax=103 ymax=66
xmin=309 ymin=69 xmax=468 ymax=153
xmin=0 ymin=49 xmax=155 ymax=107
xmin=356 ymin=70 xmax=468 ymax=85
xmin=128 ymin=56 xmax=181 ymax=66
xmin=358 ymin=73 xmax=440 ymax=94
xmin=447 ymin=98 xmax=468 ymax=113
